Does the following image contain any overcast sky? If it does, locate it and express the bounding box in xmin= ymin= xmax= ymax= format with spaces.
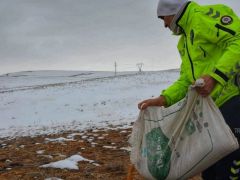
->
xmin=0 ymin=0 xmax=240 ymax=74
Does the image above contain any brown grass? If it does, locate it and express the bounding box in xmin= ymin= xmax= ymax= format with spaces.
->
xmin=0 ymin=127 xmax=202 ymax=180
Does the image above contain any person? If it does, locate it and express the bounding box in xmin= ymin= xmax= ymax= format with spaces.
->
xmin=138 ymin=0 xmax=240 ymax=179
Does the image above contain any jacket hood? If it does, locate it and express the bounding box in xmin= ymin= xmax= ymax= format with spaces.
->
xmin=157 ymin=0 xmax=188 ymax=18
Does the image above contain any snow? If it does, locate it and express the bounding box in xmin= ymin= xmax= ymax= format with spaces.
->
xmin=40 ymin=154 xmax=96 ymax=170
xmin=0 ymin=70 xmax=137 ymax=91
xmin=66 ymin=133 xmax=84 ymax=139
xmin=120 ymin=147 xmax=131 ymax=152
xmin=103 ymin=146 xmax=117 ymax=149
xmin=44 ymin=137 xmax=75 ymax=143
xmin=92 ymin=129 xmax=100 ymax=133
xmin=120 ymin=130 xmax=127 ymax=133
xmin=5 ymin=159 xmax=12 ymax=163
xmin=0 ymin=70 xmax=179 ymax=139
xmin=19 ymin=145 xmax=25 ymax=148
xmin=36 ymin=150 xmax=45 ymax=154
xmin=45 ymin=177 xmax=63 ymax=180
xmin=87 ymin=138 xmax=94 ymax=142
xmin=81 ymin=136 xmax=88 ymax=139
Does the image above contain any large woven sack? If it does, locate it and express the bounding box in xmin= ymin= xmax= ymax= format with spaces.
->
xmin=129 ymin=87 xmax=239 ymax=180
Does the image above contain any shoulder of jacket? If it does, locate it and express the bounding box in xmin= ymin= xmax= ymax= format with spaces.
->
xmin=197 ymin=4 xmax=240 ymax=32
xmin=187 ymin=3 xmax=236 ymax=19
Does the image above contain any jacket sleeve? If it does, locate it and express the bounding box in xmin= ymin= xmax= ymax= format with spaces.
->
xmin=209 ymin=34 xmax=240 ymax=86
xmin=161 ymin=62 xmax=191 ymax=106
xmin=194 ymin=11 xmax=240 ymax=86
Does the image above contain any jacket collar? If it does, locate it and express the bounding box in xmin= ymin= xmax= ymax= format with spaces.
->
xmin=170 ymin=1 xmax=192 ymax=35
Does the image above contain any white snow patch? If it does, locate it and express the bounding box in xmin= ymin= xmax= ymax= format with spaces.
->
xmin=120 ymin=130 xmax=127 ymax=133
xmin=36 ymin=150 xmax=45 ymax=154
xmin=92 ymin=129 xmax=100 ymax=133
xmin=66 ymin=133 xmax=84 ymax=139
xmin=45 ymin=177 xmax=64 ymax=180
xmin=87 ymin=137 xmax=94 ymax=142
xmin=19 ymin=145 xmax=25 ymax=148
xmin=103 ymin=146 xmax=117 ymax=149
xmin=92 ymin=163 xmax=100 ymax=166
xmin=44 ymin=137 xmax=75 ymax=143
xmin=5 ymin=159 xmax=12 ymax=163
xmin=91 ymin=142 xmax=98 ymax=147
xmin=81 ymin=136 xmax=88 ymax=139
xmin=120 ymin=147 xmax=131 ymax=152
xmin=40 ymin=154 xmax=95 ymax=170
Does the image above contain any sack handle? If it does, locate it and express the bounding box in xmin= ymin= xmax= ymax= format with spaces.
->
xmin=191 ymin=78 xmax=205 ymax=88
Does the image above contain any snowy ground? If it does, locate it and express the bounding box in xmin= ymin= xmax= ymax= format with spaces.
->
xmin=0 ymin=70 xmax=179 ymax=139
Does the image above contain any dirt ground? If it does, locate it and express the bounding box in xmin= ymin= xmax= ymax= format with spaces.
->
xmin=0 ymin=126 xmax=202 ymax=180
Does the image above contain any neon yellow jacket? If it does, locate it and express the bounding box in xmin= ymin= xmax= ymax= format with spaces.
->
xmin=162 ymin=1 xmax=240 ymax=107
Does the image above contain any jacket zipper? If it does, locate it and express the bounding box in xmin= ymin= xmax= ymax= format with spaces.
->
xmin=175 ymin=2 xmax=195 ymax=81
xmin=215 ymin=24 xmax=236 ymax=37
xmin=184 ymin=32 xmax=196 ymax=81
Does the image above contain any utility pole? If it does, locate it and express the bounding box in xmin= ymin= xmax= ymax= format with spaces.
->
xmin=114 ymin=61 xmax=117 ymax=76
xmin=136 ymin=63 xmax=144 ymax=73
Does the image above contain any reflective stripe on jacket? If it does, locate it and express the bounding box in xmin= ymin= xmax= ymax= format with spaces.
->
xmin=162 ymin=1 xmax=240 ymax=107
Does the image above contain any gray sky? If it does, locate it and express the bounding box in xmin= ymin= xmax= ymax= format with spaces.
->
xmin=0 ymin=0 xmax=240 ymax=74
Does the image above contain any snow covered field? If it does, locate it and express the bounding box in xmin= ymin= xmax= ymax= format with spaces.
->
xmin=0 ymin=70 xmax=179 ymax=139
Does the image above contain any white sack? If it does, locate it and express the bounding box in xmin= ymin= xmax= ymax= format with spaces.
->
xmin=129 ymin=88 xmax=239 ymax=180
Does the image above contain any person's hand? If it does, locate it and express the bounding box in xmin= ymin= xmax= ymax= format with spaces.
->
xmin=194 ymin=75 xmax=217 ymax=97
xmin=138 ymin=99 xmax=153 ymax=110
xmin=138 ymin=96 xmax=166 ymax=110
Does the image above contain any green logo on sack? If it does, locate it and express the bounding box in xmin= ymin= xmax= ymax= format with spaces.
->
xmin=146 ymin=127 xmax=171 ymax=180
xmin=185 ymin=118 xmax=196 ymax=135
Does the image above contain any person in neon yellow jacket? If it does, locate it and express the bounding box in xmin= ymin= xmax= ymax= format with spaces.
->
xmin=138 ymin=0 xmax=240 ymax=179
